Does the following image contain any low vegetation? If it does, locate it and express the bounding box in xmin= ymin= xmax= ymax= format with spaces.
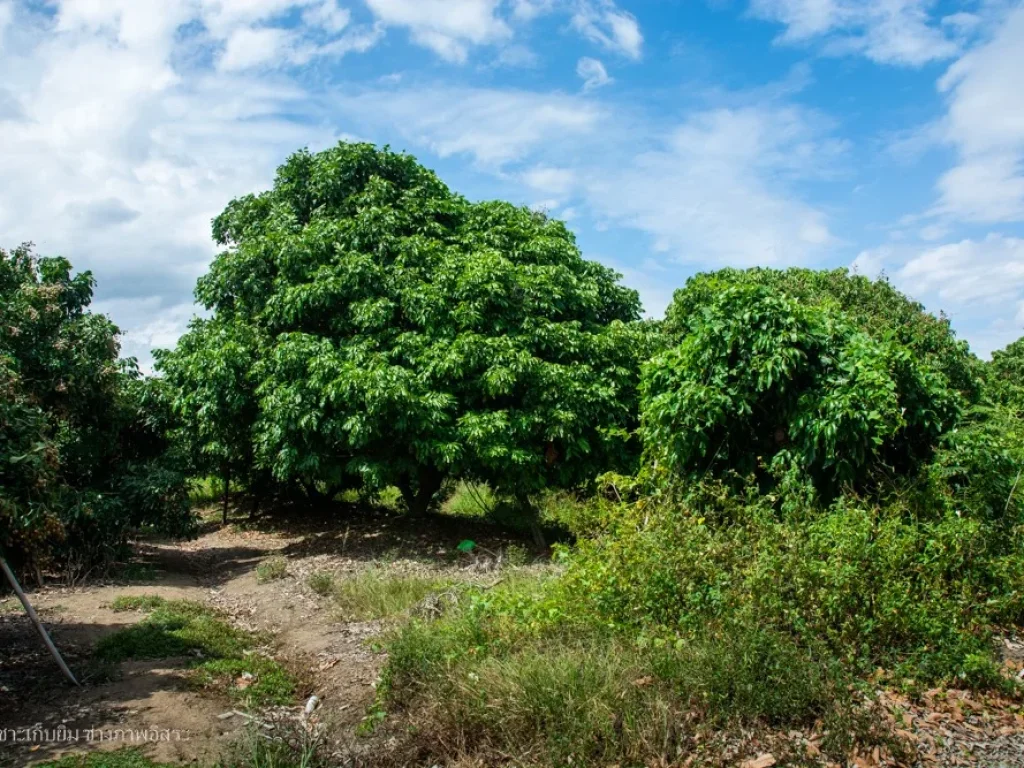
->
xmin=330 ymin=568 xmax=452 ymax=621
xmin=97 ymin=596 xmax=294 ymax=707
xmin=255 ymin=556 xmax=288 ymax=583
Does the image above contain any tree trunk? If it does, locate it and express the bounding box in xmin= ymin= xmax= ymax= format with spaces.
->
xmin=401 ymin=466 xmax=445 ymax=516
xmin=517 ymin=493 xmax=546 ymax=549
xmin=222 ymin=465 xmax=231 ymax=525
xmin=249 ymin=493 xmax=260 ymax=521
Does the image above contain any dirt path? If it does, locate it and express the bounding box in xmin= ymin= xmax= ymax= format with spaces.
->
xmin=0 ymin=508 xmax=530 ymax=766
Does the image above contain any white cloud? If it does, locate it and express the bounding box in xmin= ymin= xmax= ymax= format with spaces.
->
xmin=363 ymin=0 xmax=511 ymax=62
xmin=302 ymin=0 xmax=351 ymax=34
xmin=582 ymin=105 xmax=841 ymax=266
xmin=748 ymin=0 xmax=960 ymax=65
xmin=932 ymin=5 xmax=1024 ymax=223
xmin=852 ymin=235 xmax=1024 ymax=356
xmin=219 ymin=27 xmax=292 ymax=71
xmin=571 ymin=1 xmax=643 ymax=59
xmin=577 ymin=56 xmax=612 ymax=90
xmin=341 ymin=87 xmax=604 ymax=166
xmin=522 ymin=165 xmax=577 ymax=196
xmin=0 ymin=2 xmax=357 ymax=368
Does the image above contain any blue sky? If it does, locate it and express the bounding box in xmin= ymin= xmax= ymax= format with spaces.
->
xmin=1 ymin=0 xmax=1023 ymax=367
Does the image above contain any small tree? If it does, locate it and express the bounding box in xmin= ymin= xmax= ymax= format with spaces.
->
xmin=642 ymin=282 xmax=960 ymax=497
xmin=171 ymin=142 xmax=647 ymax=518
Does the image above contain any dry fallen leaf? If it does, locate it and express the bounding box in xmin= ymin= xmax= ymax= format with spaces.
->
xmin=742 ymin=754 xmax=776 ymax=768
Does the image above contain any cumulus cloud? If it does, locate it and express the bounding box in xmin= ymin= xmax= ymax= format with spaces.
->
xmin=932 ymin=5 xmax=1024 ymax=223
xmin=362 ymin=0 xmax=511 ymax=62
xmin=577 ymin=56 xmax=612 ymax=90
xmin=853 ymin=235 xmax=1024 ymax=356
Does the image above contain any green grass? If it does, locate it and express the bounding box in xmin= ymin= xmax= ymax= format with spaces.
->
xmin=37 ymin=750 xmax=172 ymax=768
xmin=375 ymin=578 xmax=900 ymax=767
xmin=110 ymin=595 xmax=169 ymax=612
xmin=95 ymin=595 xmax=294 ymax=708
xmin=330 ymin=568 xmax=451 ymax=621
xmin=255 ymin=557 xmax=288 ymax=583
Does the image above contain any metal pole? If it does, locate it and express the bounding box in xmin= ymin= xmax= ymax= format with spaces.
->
xmin=0 ymin=555 xmax=80 ymax=686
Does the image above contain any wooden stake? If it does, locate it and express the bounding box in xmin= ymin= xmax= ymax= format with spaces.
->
xmin=0 ymin=555 xmax=80 ymax=687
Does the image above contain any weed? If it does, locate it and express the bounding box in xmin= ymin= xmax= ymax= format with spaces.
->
xmin=331 ymin=568 xmax=450 ymax=621
xmin=504 ymin=544 xmax=529 ymax=568
xmin=256 ymin=557 xmax=288 ymax=583
xmin=193 ymin=656 xmax=295 ymax=706
xmin=306 ymin=571 xmax=335 ymax=596
xmin=110 ymin=595 xmax=168 ymax=612
xmin=94 ymin=595 xmax=294 ymax=709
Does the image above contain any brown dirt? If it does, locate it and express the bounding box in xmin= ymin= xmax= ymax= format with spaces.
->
xmin=0 ymin=505 xmax=533 ymax=767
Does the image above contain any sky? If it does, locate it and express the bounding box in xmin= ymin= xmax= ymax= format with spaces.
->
xmin=1 ymin=0 xmax=1023 ymax=368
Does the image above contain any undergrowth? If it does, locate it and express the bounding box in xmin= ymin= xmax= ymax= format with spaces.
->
xmin=96 ymin=595 xmax=294 ymax=707
xmin=330 ymin=568 xmax=451 ymax=621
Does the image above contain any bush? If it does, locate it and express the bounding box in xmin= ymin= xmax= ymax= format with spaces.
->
xmin=559 ymin=481 xmax=1024 ymax=689
xmin=256 ymin=556 xmax=288 ymax=583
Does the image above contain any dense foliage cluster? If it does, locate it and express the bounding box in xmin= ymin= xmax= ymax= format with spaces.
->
xmin=157 ymin=143 xmax=649 ymax=517
xmin=643 ymin=281 xmax=960 ymax=497
xmin=0 ymin=245 xmax=190 ymax=576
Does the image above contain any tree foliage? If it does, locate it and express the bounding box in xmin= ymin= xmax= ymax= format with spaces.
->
xmin=0 ymin=245 xmax=191 ymax=574
xmin=159 ymin=143 xmax=648 ymax=514
xmin=643 ymin=279 xmax=961 ymax=496
xmin=664 ymin=267 xmax=982 ymax=402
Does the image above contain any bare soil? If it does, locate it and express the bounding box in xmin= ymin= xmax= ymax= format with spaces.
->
xmin=0 ymin=505 xmax=532 ymax=767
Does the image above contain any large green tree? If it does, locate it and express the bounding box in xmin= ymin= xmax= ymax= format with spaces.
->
xmin=0 ymin=244 xmax=191 ymax=575
xmin=664 ymin=267 xmax=982 ymax=402
xmin=643 ymin=280 xmax=961 ymax=497
xmin=165 ymin=143 xmax=646 ymax=517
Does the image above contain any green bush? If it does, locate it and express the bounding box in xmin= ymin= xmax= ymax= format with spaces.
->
xmin=255 ymin=556 xmax=288 ymax=583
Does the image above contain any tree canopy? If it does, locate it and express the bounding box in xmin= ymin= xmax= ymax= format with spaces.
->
xmin=158 ymin=143 xmax=648 ymax=514
xmin=1 ymin=244 xmax=190 ymax=573
xmin=643 ymin=278 xmax=962 ymax=497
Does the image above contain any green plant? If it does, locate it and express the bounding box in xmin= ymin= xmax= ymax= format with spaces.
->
xmin=94 ymin=595 xmax=294 ymax=709
xmin=306 ymin=571 xmax=335 ymax=596
xmin=0 ymin=244 xmax=193 ymax=576
xmin=110 ymin=595 xmax=168 ymax=612
xmin=158 ymin=142 xmax=653 ymax=518
xmin=331 ymin=568 xmax=451 ymax=620
xmin=256 ymin=557 xmax=288 ymax=583
xmin=37 ymin=750 xmax=173 ymax=768
xmin=643 ymin=282 xmax=959 ymax=498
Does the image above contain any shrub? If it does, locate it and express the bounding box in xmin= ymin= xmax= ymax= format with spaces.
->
xmin=307 ymin=571 xmax=336 ymax=596
xmin=377 ymin=578 xmax=889 ymax=766
xmin=0 ymin=244 xmax=192 ymax=576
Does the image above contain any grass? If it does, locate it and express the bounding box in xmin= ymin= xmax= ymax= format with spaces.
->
xmin=95 ymin=595 xmax=294 ymax=707
xmin=37 ymin=751 xmax=172 ymax=768
xmin=374 ymin=578 xmax=901 ymax=767
xmin=111 ymin=595 xmax=169 ymax=612
xmin=330 ymin=568 xmax=452 ymax=621
xmin=255 ymin=557 xmax=288 ymax=583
